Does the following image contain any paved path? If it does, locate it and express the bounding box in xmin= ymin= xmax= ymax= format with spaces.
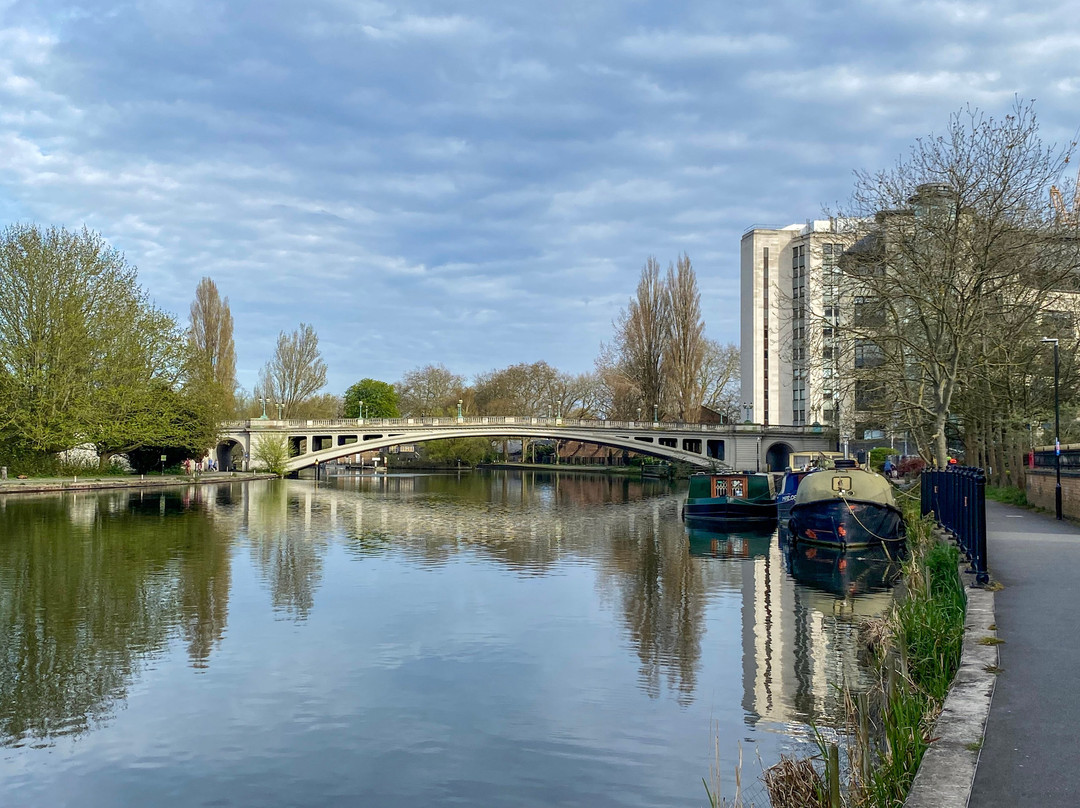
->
xmin=968 ymin=501 xmax=1080 ymax=807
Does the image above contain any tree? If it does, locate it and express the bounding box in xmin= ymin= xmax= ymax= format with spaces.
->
xmin=344 ymin=379 xmax=400 ymax=418
xmin=397 ymin=364 xmax=465 ymax=416
xmin=257 ymin=323 xmax=328 ymax=418
xmin=698 ymin=339 xmax=740 ymax=420
xmin=252 ymin=433 xmax=289 ymax=476
xmin=422 ymin=437 xmax=492 ymax=465
xmin=614 ymin=257 xmax=670 ymax=417
xmin=834 ymin=101 xmax=1080 ymax=466
xmin=663 ymin=254 xmax=706 ymax=420
xmin=0 ymin=224 xmax=214 ymax=469
xmin=187 ymin=277 xmax=237 ymax=419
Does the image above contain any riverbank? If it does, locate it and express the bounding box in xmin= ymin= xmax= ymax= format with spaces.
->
xmin=0 ymin=471 xmax=279 ymax=495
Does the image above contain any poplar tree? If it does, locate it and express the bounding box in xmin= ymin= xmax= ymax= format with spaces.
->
xmin=188 ymin=277 xmax=237 ymax=418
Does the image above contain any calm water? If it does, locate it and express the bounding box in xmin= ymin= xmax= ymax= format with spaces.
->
xmin=0 ymin=472 xmax=900 ymax=807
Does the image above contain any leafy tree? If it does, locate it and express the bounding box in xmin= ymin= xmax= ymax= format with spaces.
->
xmin=422 ymin=437 xmax=492 ymax=465
xmin=252 ymin=433 xmax=289 ymax=476
xmin=344 ymin=379 xmax=400 ymax=418
xmin=257 ymin=323 xmax=328 ymax=418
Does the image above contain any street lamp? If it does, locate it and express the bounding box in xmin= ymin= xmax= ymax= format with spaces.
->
xmin=742 ymin=401 xmax=753 ymax=422
xmin=359 ymin=400 xmax=364 ymax=420
xmin=1042 ymin=337 xmax=1063 ymax=520
xmin=636 ymin=407 xmax=642 ymax=422
xmin=258 ymin=397 xmax=268 ymax=419
xmin=276 ymin=401 xmax=284 ymax=420
xmin=457 ymin=399 xmax=463 ymax=421
xmin=653 ymin=402 xmax=659 ymax=423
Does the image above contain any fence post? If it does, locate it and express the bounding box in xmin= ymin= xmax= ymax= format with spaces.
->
xmin=974 ymin=468 xmax=989 ymax=585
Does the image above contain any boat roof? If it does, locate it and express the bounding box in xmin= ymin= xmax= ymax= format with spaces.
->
xmin=794 ymin=468 xmax=896 ymax=506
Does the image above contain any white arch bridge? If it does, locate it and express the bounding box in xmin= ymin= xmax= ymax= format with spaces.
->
xmin=217 ymin=416 xmax=833 ymax=474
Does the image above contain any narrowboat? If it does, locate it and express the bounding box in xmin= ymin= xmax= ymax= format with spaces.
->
xmin=682 ymin=472 xmax=777 ymax=527
xmin=787 ymin=465 xmax=905 ymax=550
xmin=777 ymin=469 xmax=813 ymax=525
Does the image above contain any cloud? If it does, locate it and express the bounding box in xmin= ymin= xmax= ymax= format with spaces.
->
xmin=0 ymin=0 xmax=1077 ymax=393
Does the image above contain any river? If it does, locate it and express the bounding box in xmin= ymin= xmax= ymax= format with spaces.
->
xmin=0 ymin=471 xmax=900 ymax=807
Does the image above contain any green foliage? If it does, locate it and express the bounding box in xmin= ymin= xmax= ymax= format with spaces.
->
xmin=343 ymin=379 xmax=400 ymax=418
xmin=253 ymin=434 xmax=289 ymax=476
xmin=868 ymin=447 xmax=892 ymax=472
xmin=422 ymin=438 xmax=493 ymax=466
xmin=0 ymin=224 xmax=221 ymax=470
xmin=986 ymin=485 xmax=1028 ymax=506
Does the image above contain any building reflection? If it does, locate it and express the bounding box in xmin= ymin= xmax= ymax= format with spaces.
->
xmin=688 ymin=529 xmax=900 ymax=730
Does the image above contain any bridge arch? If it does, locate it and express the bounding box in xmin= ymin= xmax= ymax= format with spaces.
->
xmin=216 ymin=439 xmax=244 ymax=471
xmin=765 ymin=442 xmax=793 ymax=472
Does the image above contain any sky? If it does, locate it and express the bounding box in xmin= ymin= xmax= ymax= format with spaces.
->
xmin=1 ymin=0 xmax=1078 ymax=394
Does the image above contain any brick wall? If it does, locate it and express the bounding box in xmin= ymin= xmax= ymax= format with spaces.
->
xmin=1025 ymin=469 xmax=1080 ymax=519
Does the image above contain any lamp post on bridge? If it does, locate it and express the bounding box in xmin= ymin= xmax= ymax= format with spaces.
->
xmin=258 ymin=397 xmax=268 ymax=419
xmin=653 ymin=402 xmax=658 ymax=424
xmin=276 ymin=402 xmax=283 ymax=420
xmin=1041 ymin=337 xmax=1063 ymax=520
xmin=457 ymin=399 xmax=463 ymax=422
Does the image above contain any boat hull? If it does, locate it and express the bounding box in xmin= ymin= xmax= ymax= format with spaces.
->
xmin=683 ymin=499 xmax=777 ymax=527
xmin=788 ymin=499 xmax=904 ymax=549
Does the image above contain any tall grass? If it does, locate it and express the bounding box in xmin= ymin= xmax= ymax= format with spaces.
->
xmin=986 ymin=485 xmax=1027 ymax=507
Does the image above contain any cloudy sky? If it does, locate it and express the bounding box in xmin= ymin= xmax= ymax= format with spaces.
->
xmin=1 ymin=0 xmax=1077 ymax=393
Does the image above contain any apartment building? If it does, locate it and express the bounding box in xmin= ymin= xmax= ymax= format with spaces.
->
xmin=740 ymin=219 xmax=856 ymax=429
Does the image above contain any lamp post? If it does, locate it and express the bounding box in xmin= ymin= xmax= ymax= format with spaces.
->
xmin=742 ymin=402 xmax=753 ymax=422
xmin=636 ymin=407 xmax=642 ymax=423
xmin=1042 ymin=337 xmax=1063 ymax=520
xmin=276 ymin=402 xmax=284 ymax=419
xmin=457 ymin=399 xmax=463 ymax=421
xmin=358 ymin=400 xmax=364 ymax=420
xmin=653 ymin=402 xmax=659 ymax=423
xmin=258 ymin=397 xmax=268 ymax=419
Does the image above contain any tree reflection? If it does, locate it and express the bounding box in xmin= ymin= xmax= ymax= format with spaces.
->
xmin=0 ymin=489 xmax=233 ymax=746
xmin=244 ymin=481 xmax=328 ymax=620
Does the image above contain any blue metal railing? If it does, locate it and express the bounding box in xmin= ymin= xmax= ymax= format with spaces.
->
xmin=921 ymin=466 xmax=989 ymax=585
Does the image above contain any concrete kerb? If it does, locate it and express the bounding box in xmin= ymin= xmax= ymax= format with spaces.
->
xmin=904 ymin=530 xmax=998 ymax=808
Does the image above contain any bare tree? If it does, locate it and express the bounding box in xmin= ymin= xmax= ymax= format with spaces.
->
xmin=835 ymin=101 xmax=1080 ymax=466
xmin=611 ymin=257 xmax=670 ymax=417
xmin=698 ymin=339 xmax=740 ymax=419
xmin=663 ymin=254 xmax=706 ymax=420
xmin=187 ymin=277 xmax=236 ymax=417
xmin=397 ymin=363 xmax=466 ymax=416
xmin=257 ymin=323 xmax=328 ymax=418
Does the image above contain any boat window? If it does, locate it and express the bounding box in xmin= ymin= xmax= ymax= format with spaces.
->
xmin=831 ymin=476 xmax=852 ymax=491
xmin=731 ymin=479 xmax=745 ymax=497
xmin=712 ymin=479 xmax=727 ymax=497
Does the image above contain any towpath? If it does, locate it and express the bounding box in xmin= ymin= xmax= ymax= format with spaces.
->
xmin=968 ymin=500 xmax=1080 ymax=807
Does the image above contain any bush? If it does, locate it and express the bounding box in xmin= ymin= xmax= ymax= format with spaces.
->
xmin=898 ymin=457 xmax=926 ymax=476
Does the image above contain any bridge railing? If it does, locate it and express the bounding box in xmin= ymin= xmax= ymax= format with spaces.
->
xmin=221 ymin=417 xmax=828 ymax=433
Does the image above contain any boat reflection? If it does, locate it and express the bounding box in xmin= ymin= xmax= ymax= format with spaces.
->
xmin=685 ymin=524 xmax=776 ymax=560
xmin=782 ymin=541 xmax=904 ymax=598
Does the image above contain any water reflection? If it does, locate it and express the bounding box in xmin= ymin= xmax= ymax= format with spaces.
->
xmin=686 ymin=523 xmax=901 ymax=732
xmin=0 ymin=488 xmax=236 ymax=746
xmin=0 ymin=472 xmax=902 ymax=805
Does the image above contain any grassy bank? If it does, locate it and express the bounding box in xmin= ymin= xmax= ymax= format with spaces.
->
xmin=986 ymin=484 xmax=1027 ymax=507
xmin=849 ymin=498 xmax=966 ymax=807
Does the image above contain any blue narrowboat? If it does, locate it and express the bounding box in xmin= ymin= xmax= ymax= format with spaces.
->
xmin=788 ymin=467 xmax=905 ymax=550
